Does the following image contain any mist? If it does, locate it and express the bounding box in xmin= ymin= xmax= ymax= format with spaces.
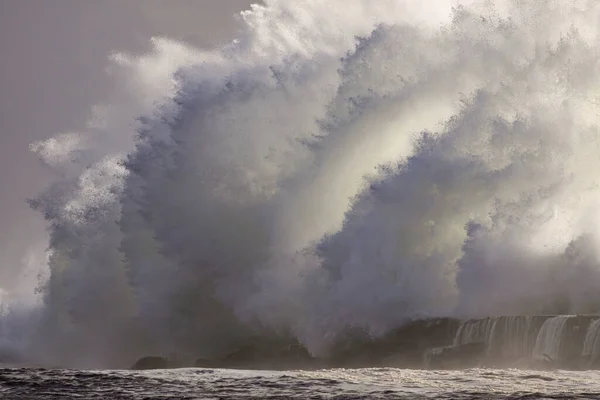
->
xmin=0 ymin=0 xmax=254 ymax=297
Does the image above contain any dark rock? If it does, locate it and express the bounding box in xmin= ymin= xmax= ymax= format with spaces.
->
xmin=131 ymin=356 xmax=168 ymax=370
xmin=195 ymin=340 xmax=319 ymax=370
xmin=164 ymin=315 xmax=600 ymax=371
xmin=329 ymin=318 xmax=461 ymax=368
xmin=192 ymin=318 xmax=461 ymax=370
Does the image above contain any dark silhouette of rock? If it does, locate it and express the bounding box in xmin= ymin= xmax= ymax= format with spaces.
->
xmin=193 ymin=340 xmax=319 ymax=370
xmin=131 ymin=356 xmax=168 ymax=370
xmin=134 ymin=315 xmax=600 ymax=371
xmin=329 ymin=318 xmax=460 ymax=368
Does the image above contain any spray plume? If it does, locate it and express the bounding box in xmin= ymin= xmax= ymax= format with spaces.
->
xmin=3 ymin=0 xmax=600 ymax=367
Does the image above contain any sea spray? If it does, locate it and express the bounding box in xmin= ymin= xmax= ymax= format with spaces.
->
xmin=3 ymin=0 xmax=600 ymax=367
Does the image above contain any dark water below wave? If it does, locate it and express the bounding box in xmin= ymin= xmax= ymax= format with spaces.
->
xmin=1 ymin=367 xmax=600 ymax=399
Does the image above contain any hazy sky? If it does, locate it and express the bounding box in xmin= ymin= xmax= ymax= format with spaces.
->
xmin=0 ymin=0 xmax=254 ymax=286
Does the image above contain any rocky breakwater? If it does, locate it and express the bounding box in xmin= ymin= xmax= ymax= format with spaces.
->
xmin=129 ymin=318 xmax=460 ymax=370
xmin=129 ymin=315 xmax=600 ymax=370
xmin=327 ymin=318 xmax=460 ymax=368
xmin=194 ymin=340 xmax=318 ymax=370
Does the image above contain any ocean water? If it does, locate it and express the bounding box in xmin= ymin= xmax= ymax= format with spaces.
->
xmin=2 ymin=367 xmax=600 ymax=399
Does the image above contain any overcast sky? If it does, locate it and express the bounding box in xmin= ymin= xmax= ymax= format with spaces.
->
xmin=0 ymin=0 xmax=255 ymax=286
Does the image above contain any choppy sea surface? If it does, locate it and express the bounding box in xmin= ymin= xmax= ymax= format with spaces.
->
xmin=1 ymin=367 xmax=600 ymax=399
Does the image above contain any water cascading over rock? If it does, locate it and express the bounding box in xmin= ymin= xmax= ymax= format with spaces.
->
xmin=582 ymin=318 xmax=600 ymax=367
xmin=425 ymin=315 xmax=600 ymax=369
xmin=583 ymin=319 xmax=600 ymax=357
xmin=532 ymin=316 xmax=572 ymax=361
xmin=453 ymin=316 xmax=546 ymax=360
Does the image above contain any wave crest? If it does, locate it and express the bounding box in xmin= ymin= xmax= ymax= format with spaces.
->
xmin=5 ymin=0 xmax=600 ymax=367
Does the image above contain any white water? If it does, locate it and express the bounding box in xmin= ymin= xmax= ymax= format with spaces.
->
xmin=454 ymin=318 xmax=497 ymax=348
xmin=454 ymin=316 xmax=541 ymax=358
xmin=582 ymin=319 xmax=600 ymax=358
xmin=3 ymin=0 xmax=600 ymax=368
xmin=533 ymin=316 xmax=573 ymax=361
xmin=4 ymin=367 xmax=600 ymax=399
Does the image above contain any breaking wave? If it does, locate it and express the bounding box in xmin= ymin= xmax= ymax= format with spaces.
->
xmin=5 ymin=0 xmax=600 ymax=367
